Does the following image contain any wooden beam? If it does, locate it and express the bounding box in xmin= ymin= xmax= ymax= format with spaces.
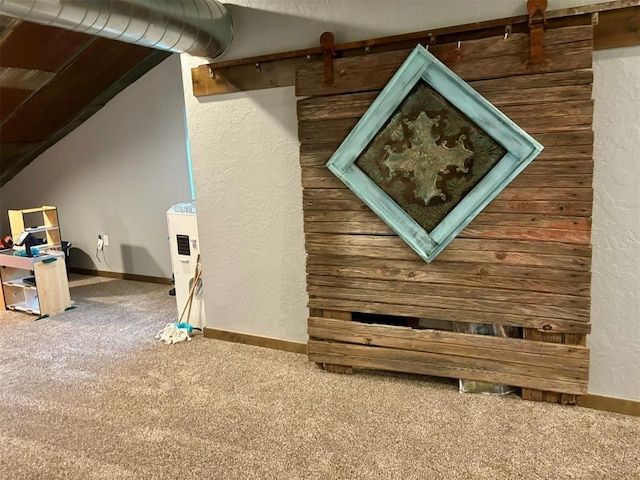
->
xmin=594 ymin=5 xmax=640 ymax=48
xmin=192 ymin=1 xmax=640 ymax=97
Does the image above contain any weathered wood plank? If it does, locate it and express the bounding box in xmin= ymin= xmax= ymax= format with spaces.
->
xmin=297 ymin=90 xmax=592 ymax=122
xmin=301 ymin=165 xmax=593 ymax=191
xmin=307 ymin=341 xmax=588 ymax=394
xmin=307 ymin=284 xmax=590 ymax=322
xmin=303 ymin=198 xmax=592 ymax=217
xmin=302 ymin=205 xmax=592 ymax=241
xmin=306 ymin=253 xmax=591 ymax=283
xmin=298 ymin=91 xmax=379 ymax=121
xmin=524 ymin=160 xmax=593 ymax=176
xmin=304 ymin=209 xmax=591 ymax=231
xmin=307 ymin=275 xmax=590 ymax=310
xmin=307 ymin=297 xmax=591 ymax=334
xmin=299 ymin=143 xmax=594 ymax=167
xmin=304 ymin=220 xmax=394 ymax=235
xmin=473 ymin=199 xmax=592 ymax=216
xmin=521 ymin=329 xmax=575 ymax=402
xmin=303 ymin=199 xmax=370 ymax=211
xmin=470 ymin=213 xmax=591 ymax=230
xmin=319 ymin=309 xmax=354 ymax=372
xmin=298 ymin=118 xmax=357 ymax=144
xmin=299 ymin=143 xmax=340 ymax=166
xmin=308 ymin=332 xmax=587 ymax=381
xmin=536 ymin=144 xmax=593 ymax=160
xmin=460 ymin=225 xmax=591 ymax=244
xmin=460 ymin=226 xmax=590 ymax=244
xmin=309 ymin=317 xmax=589 ymax=359
xmin=305 ymin=242 xmax=591 ymax=271
xmin=323 ymin=309 xmax=352 ymax=321
xmin=297 ymin=48 xmax=410 ymax=96
xmin=501 ymin=100 xmax=593 ymax=119
xmin=304 ymin=220 xmax=591 ymax=243
xmin=303 ymin=186 xmax=594 ymax=203
xmin=534 ymin=130 xmax=594 ymax=146
xmin=301 ymin=174 xmax=345 ymax=189
xmin=323 ymin=364 xmax=354 ymax=374
xmin=564 ymin=333 xmax=588 ymax=347
xmin=494 ymin=187 xmax=593 ymax=202
xmin=308 ymin=318 xmax=588 ymax=379
xmin=305 ymin=234 xmax=592 ymax=257
xmin=510 ymin=174 xmax=592 ymax=189
xmin=484 ymin=86 xmax=593 ymax=108
xmin=594 ymin=6 xmax=640 ymax=50
xmin=296 ymin=27 xmax=593 ymax=96
xmin=192 ymin=56 xmax=304 ymax=96
xmin=426 ymin=25 xmax=593 ymax=62
xmin=299 ymin=115 xmax=592 ymax=144
xmin=301 ymin=172 xmax=594 ymax=191
xmin=468 ymin=69 xmax=593 ymax=92
xmin=306 ymin=262 xmax=591 ymax=297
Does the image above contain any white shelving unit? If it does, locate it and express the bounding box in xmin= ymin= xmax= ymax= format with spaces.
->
xmin=8 ymin=206 xmax=62 ymax=251
xmin=0 ymin=206 xmax=71 ymax=317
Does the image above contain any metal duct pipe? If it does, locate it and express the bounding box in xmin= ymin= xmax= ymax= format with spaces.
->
xmin=0 ymin=0 xmax=233 ymax=59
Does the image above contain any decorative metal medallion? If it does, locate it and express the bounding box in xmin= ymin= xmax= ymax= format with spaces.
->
xmin=327 ymin=45 xmax=543 ymax=262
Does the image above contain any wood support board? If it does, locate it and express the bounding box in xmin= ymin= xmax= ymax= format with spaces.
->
xmin=192 ymin=1 xmax=638 ymax=97
xmin=308 ymin=317 xmax=589 ymax=394
xmin=296 ymin=24 xmax=594 ymax=403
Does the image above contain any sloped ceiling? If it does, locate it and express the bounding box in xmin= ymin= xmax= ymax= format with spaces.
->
xmin=0 ymin=16 xmax=171 ymax=187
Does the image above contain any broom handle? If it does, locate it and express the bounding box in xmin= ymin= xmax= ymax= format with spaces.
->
xmin=185 ymin=265 xmax=202 ymax=326
xmin=178 ymin=255 xmax=201 ymax=323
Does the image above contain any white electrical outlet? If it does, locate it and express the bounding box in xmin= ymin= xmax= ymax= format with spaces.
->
xmin=97 ymin=235 xmax=104 ymax=250
xmin=103 ymin=235 xmax=109 ymax=246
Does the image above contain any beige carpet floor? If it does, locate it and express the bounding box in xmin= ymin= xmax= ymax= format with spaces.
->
xmin=0 ymin=275 xmax=638 ymax=480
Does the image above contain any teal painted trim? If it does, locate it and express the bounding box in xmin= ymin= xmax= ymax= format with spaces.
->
xmin=333 ymin=164 xmax=438 ymax=258
xmin=429 ymin=151 xmax=540 ymax=258
xmin=430 ymin=152 xmax=519 ymax=244
xmin=325 ymin=44 xmax=543 ymax=263
xmin=421 ymin=62 xmax=542 ymax=158
xmin=329 ymin=47 xmax=432 ymax=175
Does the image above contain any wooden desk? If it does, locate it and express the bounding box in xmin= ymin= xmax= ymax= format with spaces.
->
xmin=0 ymin=251 xmax=71 ymax=317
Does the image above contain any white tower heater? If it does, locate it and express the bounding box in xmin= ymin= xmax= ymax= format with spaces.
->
xmin=167 ymin=202 xmax=206 ymax=329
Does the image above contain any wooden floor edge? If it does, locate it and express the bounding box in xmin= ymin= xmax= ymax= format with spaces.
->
xmin=576 ymin=394 xmax=640 ymax=417
xmin=68 ymin=267 xmax=172 ymax=285
xmin=203 ymin=328 xmax=307 ymax=354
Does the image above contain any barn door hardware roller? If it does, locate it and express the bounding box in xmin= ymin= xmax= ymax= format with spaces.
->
xmin=320 ymin=31 xmax=337 ymax=86
xmin=527 ymin=0 xmax=548 ymax=66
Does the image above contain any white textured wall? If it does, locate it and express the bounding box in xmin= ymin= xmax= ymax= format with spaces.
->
xmin=183 ymin=86 xmax=308 ymax=341
xmin=590 ymin=46 xmax=640 ymax=401
xmin=181 ymin=0 xmax=639 ymax=399
xmin=0 ymin=55 xmax=191 ymax=278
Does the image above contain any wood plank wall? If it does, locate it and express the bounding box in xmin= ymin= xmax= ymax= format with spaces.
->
xmin=296 ymin=25 xmax=594 ymax=401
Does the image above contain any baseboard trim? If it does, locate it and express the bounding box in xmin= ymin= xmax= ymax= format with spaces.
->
xmin=203 ymin=328 xmax=307 ymax=354
xmin=577 ymin=394 xmax=640 ymax=417
xmin=69 ymin=267 xmax=172 ymax=285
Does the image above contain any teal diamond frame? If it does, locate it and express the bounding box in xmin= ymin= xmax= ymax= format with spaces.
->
xmin=326 ymin=44 xmax=543 ymax=263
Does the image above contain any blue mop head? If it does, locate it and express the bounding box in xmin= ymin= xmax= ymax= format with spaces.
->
xmin=174 ymin=322 xmax=194 ymax=334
